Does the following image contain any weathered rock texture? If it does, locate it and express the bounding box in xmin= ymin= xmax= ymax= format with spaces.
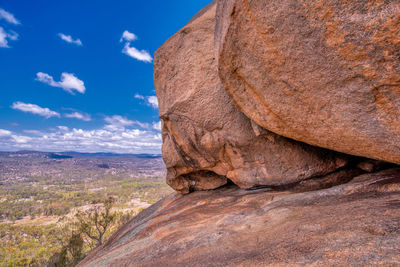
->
xmin=216 ymin=0 xmax=400 ymax=164
xmin=79 ymin=168 xmax=400 ymax=266
xmin=79 ymin=1 xmax=400 ymax=266
xmin=154 ymin=1 xmax=350 ymax=194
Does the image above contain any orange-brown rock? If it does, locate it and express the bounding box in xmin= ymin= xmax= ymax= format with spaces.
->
xmin=153 ymin=1 xmax=349 ymax=194
xmin=79 ymin=168 xmax=400 ymax=266
xmin=216 ymin=0 xmax=400 ymax=164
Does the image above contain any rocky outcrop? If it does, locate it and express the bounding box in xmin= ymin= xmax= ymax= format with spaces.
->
xmin=216 ymin=0 xmax=400 ymax=164
xmin=79 ymin=168 xmax=400 ymax=266
xmin=78 ymin=1 xmax=400 ymax=265
xmin=154 ymin=1 xmax=351 ymax=194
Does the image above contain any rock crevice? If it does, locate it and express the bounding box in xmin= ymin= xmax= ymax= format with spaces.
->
xmin=80 ymin=0 xmax=400 ymax=265
xmin=154 ymin=1 xmax=357 ymax=194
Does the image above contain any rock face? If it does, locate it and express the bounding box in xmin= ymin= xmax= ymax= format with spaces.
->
xmin=79 ymin=168 xmax=400 ymax=266
xmin=78 ymin=2 xmax=400 ymax=265
xmin=154 ymin=1 xmax=350 ymax=194
xmin=216 ymin=0 xmax=400 ymax=164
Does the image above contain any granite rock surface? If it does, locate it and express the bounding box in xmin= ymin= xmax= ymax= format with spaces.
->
xmin=216 ymin=0 xmax=400 ymax=164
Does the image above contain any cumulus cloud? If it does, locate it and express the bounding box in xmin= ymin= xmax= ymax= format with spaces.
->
xmin=65 ymin=112 xmax=91 ymax=121
xmin=12 ymin=135 xmax=32 ymax=144
xmin=0 ymin=129 xmax=12 ymax=137
xmin=0 ymin=26 xmax=18 ymax=48
xmin=11 ymin=102 xmax=60 ymax=118
xmin=135 ymin=94 xmax=159 ymax=109
xmin=23 ymin=130 xmax=44 ymax=135
xmin=122 ymin=43 xmax=153 ymax=63
xmin=36 ymin=72 xmax=86 ymax=94
xmin=147 ymin=96 xmax=158 ymax=109
xmin=104 ymin=115 xmax=134 ymax=127
xmin=120 ymin=30 xmax=152 ymax=63
xmin=58 ymin=33 xmax=82 ymax=46
xmin=0 ymin=125 xmax=162 ymax=154
xmin=120 ymin=30 xmax=137 ymax=42
xmin=134 ymin=94 xmax=144 ymax=100
xmin=133 ymin=121 xmax=152 ymax=129
xmin=153 ymin=121 xmax=161 ymax=131
xmin=0 ymin=8 xmax=20 ymax=25
xmin=102 ymin=115 xmax=160 ymax=131
xmin=0 ymin=8 xmax=20 ymax=48
xmin=57 ymin=126 xmax=69 ymax=131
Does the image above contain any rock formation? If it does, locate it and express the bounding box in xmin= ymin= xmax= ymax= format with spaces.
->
xmin=79 ymin=168 xmax=400 ymax=266
xmin=79 ymin=0 xmax=400 ymax=265
xmin=216 ymin=0 xmax=400 ymax=164
xmin=154 ymin=1 xmax=350 ymax=194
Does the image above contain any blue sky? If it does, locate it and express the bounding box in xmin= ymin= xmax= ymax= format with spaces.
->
xmin=0 ymin=0 xmax=211 ymax=154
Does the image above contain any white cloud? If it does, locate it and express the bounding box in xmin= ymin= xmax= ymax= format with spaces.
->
xmin=120 ymin=30 xmax=152 ymax=63
xmin=58 ymin=33 xmax=82 ymax=46
xmin=122 ymin=43 xmax=153 ymax=63
xmin=0 ymin=8 xmax=20 ymax=25
xmin=120 ymin=30 xmax=137 ymax=42
xmin=153 ymin=121 xmax=161 ymax=131
xmin=0 ymin=27 xmax=8 ymax=48
xmin=0 ymin=9 xmax=19 ymax=48
xmin=147 ymin=96 xmax=158 ymax=109
xmin=104 ymin=115 xmax=134 ymax=126
xmin=134 ymin=94 xmax=144 ymax=100
xmin=135 ymin=95 xmax=159 ymax=109
xmin=0 ymin=126 xmax=162 ymax=154
xmin=12 ymin=135 xmax=32 ymax=144
xmin=103 ymin=117 xmax=159 ymax=131
xmin=104 ymin=115 xmax=134 ymax=131
xmin=65 ymin=112 xmax=91 ymax=121
xmin=57 ymin=126 xmax=69 ymax=131
xmin=11 ymin=102 xmax=60 ymax=118
xmin=133 ymin=121 xmax=151 ymax=129
xmin=23 ymin=130 xmax=44 ymax=135
xmin=0 ymin=26 xmax=18 ymax=48
xmin=0 ymin=129 xmax=12 ymax=137
xmin=36 ymin=72 xmax=86 ymax=94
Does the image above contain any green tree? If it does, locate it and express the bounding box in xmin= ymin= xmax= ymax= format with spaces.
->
xmin=50 ymin=232 xmax=84 ymax=267
xmin=75 ymin=197 xmax=117 ymax=248
xmin=51 ymin=197 xmax=117 ymax=266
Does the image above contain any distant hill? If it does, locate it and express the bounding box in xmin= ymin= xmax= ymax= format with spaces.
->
xmin=0 ymin=150 xmax=166 ymax=184
xmin=0 ymin=150 xmax=162 ymax=159
xmin=48 ymin=153 xmax=73 ymax=159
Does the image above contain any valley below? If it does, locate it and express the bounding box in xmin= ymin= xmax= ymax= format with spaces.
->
xmin=0 ymin=151 xmax=172 ymax=266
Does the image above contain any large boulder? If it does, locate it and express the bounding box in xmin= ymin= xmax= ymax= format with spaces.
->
xmin=153 ymin=1 xmax=349 ymax=194
xmin=79 ymin=168 xmax=400 ymax=266
xmin=216 ymin=0 xmax=400 ymax=164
